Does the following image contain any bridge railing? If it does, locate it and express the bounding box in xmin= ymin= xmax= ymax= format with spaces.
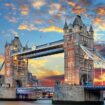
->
xmin=11 ymin=40 xmax=64 ymax=57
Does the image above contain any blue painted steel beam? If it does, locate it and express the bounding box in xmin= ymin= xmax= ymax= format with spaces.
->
xmin=21 ymin=48 xmax=64 ymax=59
xmin=84 ymin=86 xmax=105 ymax=90
xmin=12 ymin=40 xmax=64 ymax=57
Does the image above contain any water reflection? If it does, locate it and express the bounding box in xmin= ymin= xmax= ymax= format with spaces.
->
xmin=0 ymin=100 xmax=104 ymax=105
xmin=0 ymin=100 xmax=52 ymax=105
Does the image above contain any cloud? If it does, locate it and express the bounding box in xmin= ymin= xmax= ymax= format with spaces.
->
xmin=93 ymin=17 xmax=105 ymax=31
xmin=68 ymin=1 xmax=86 ymax=14
xmin=20 ymin=5 xmax=29 ymax=15
xmin=32 ymin=0 xmax=46 ymax=9
xmin=68 ymin=1 xmax=76 ymax=7
xmin=18 ymin=23 xmax=37 ymax=31
xmin=34 ymin=19 xmax=44 ymax=25
xmin=45 ymin=74 xmax=64 ymax=80
xmin=19 ymin=23 xmax=63 ymax=33
xmin=94 ymin=32 xmax=105 ymax=42
xmin=48 ymin=53 xmax=64 ymax=58
xmin=78 ymin=0 xmax=94 ymax=6
xmin=4 ymin=3 xmax=16 ymax=10
xmin=72 ymin=7 xmax=86 ymax=15
xmin=0 ymin=55 xmax=4 ymax=63
xmin=96 ymin=7 xmax=105 ymax=16
xmin=28 ymin=59 xmax=63 ymax=79
xmin=29 ymin=59 xmax=48 ymax=67
xmin=92 ymin=17 xmax=105 ymax=42
xmin=40 ymin=26 xmax=63 ymax=33
xmin=94 ymin=70 xmax=105 ymax=84
xmin=48 ymin=3 xmax=62 ymax=15
xmin=40 ymin=75 xmax=64 ymax=86
xmin=93 ymin=17 xmax=102 ymax=25
xmin=5 ymin=16 xmax=17 ymax=23
xmin=10 ymin=30 xmax=19 ymax=37
xmin=0 ymin=55 xmax=4 ymax=75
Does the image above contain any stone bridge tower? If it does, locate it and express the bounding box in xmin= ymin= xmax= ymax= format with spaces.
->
xmin=5 ymin=36 xmax=28 ymax=87
xmin=63 ymin=15 xmax=94 ymax=85
xmin=53 ymin=15 xmax=103 ymax=103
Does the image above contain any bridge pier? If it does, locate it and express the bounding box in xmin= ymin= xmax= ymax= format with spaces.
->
xmin=52 ymin=85 xmax=103 ymax=105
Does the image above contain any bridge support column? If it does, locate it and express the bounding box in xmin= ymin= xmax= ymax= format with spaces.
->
xmin=53 ymin=84 xmax=103 ymax=105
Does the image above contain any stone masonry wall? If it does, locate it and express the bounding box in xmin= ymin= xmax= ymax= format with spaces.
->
xmin=0 ymin=88 xmax=16 ymax=99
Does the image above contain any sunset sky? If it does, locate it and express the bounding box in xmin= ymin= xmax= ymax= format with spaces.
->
xmin=0 ymin=0 xmax=105 ymax=86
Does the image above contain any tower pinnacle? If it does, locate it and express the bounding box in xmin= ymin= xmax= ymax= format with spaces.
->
xmin=73 ymin=15 xmax=83 ymax=27
xmin=63 ymin=19 xmax=68 ymax=29
xmin=89 ymin=25 xmax=94 ymax=32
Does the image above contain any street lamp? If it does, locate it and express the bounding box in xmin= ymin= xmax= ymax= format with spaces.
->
xmin=14 ymin=56 xmax=17 ymax=60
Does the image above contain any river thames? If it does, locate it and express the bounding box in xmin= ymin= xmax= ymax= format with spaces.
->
xmin=0 ymin=100 xmax=52 ymax=105
xmin=0 ymin=100 xmax=105 ymax=105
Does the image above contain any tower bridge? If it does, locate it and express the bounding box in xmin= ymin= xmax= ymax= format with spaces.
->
xmin=3 ymin=15 xmax=105 ymax=103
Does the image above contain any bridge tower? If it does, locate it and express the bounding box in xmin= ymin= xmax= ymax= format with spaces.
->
xmin=5 ymin=42 xmax=13 ymax=87
xmin=5 ymin=36 xmax=28 ymax=87
xmin=53 ymin=15 xmax=103 ymax=104
xmin=63 ymin=15 xmax=94 ymax=85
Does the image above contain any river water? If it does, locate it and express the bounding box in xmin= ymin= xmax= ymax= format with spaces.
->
xmin=0 ymin=100 xmax=105 ymax=105
xmin=0 ymin=100 xmax=52 ymax=105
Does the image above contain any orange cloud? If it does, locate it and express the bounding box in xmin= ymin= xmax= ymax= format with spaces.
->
xmin=94 ymin=69 xmax=105 ymax=86
xmin=19 ymin=23 xmax=63 ymax=33
xmin=28 ymin=53 xmax=64 ymax=79
xmin=93 ymin=17 xmax=105 ymax=32
xmin=68 ymin=1 xmax=76 ymax=7
xmin=96 ymin=7 xmax=105 ymax=16
xmin=68 ymin=1 xmax=86 ymax=14
xmin=72 ymin=7 xmax=86 ymax=15
xmin=20 ymin=5 xmax=29 ymax=15
xmin=32 ymin=0 xmax=45 ymax=9
xmin=0 ymin=55 xmax=4 ymax=75
xmin=93 ymin=17 xmax=102 ymax=25
xmin=18 ymin=23 xmax=37 ymax=31
xmin=18 ymin=24 xmax=27 ymax=30
xmin=29 ymin=59 xmax=48 ymax=67
xmin=28 ymin=59 xmax=63 ymax=79
xmin=40 ymin=26 xmax=63 ymax=33
xmin=0 ymin=55 xmax=4 ymax=62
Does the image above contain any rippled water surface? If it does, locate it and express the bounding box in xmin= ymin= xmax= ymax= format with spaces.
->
xmin=0 ymin=100 xmax=52 ymax=105
xmin=0 ymin=100 xmax=104 ymax=105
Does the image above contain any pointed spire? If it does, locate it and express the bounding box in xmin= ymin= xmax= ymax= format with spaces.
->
xmin=89 ymin=25 xmax=94 ymax=32
xmin=63 ymin=19 xmax=68 ymax=29
xmin=5 ymin=41 xmax=8 ymax=47
xmin=73 ymin=15 xmax=84 ymax=27
xmin=25 ymin=40 xmax=29 ymax=49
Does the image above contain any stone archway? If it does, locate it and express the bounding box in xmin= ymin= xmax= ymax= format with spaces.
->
xmin=16 ymin=80 xmax=22 ymax=87
xmin=80 ymin=74 xmax=91 ymax=85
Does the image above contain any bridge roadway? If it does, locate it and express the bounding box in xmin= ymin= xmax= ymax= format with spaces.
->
xmin=84 ymin=85 xmax=105 ymax=90
xmin=12 ymin=39 xmax=64 ymax=59
xmin=16 ymin=87 xmax=54 ymax=94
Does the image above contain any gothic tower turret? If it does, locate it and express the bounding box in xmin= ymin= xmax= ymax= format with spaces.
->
xmin=63 ymin=20 xmax=69 ymax=35
xmin=89 ymin=25 xmax=94 ymax=36
xmin=64 ymin=15 xmax=94 ymax=85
